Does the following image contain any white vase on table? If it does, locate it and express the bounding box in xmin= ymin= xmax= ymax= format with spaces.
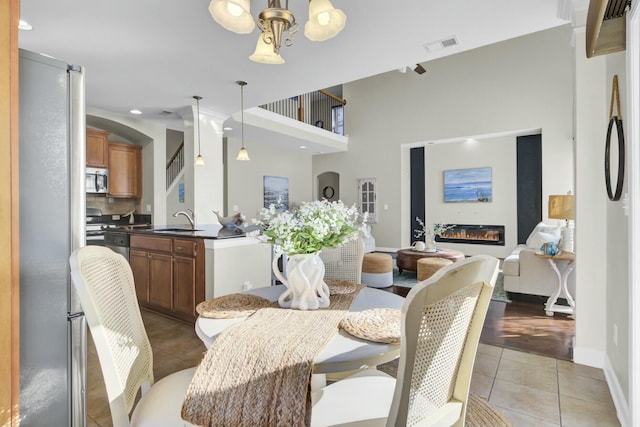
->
xmin=425 ymin=232 xmax=438 ymax=252
xmin=272 ymin=252 xmax=330 ymax=310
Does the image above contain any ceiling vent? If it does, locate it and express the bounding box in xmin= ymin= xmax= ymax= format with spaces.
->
xmin=423 ymin=36 xmax=460 ymax=53
xmin=159 ymin=110 xmax=174 ymax=116
xmin=586 ymin=0 xmax=631 ymax=58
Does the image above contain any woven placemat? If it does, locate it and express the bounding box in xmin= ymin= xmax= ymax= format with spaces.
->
xmin=340 ymin=308 xmax=401 ymax=344
xmin=196 ymin=293 xmax=274 ymax=318
xmin=325 ymin=279 xmax=357 ymax=295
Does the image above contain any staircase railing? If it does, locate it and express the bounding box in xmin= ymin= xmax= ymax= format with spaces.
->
xmin=166 ymin=142 xmax=184 ymax=190
xmin=260 ymin=89 xmax=346 ymax=135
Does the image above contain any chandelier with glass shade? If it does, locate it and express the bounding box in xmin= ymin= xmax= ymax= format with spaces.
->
xmin=208 ymin=0 xmax=346 ymax=64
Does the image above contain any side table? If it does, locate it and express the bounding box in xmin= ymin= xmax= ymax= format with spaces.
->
xmin=534 ymin=251 xmax=575 ymax=317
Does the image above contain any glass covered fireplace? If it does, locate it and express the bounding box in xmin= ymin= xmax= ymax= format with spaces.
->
xmin=435 ymin=224 xmax=505 ymax=246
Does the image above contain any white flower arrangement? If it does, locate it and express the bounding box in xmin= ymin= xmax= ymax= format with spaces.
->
xmin=252 ymin=200 xmax=369 ymax=256
xmin=414 ymin=217 xmax=455 ymax=240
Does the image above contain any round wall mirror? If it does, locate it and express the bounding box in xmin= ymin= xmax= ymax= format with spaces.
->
xmin=604 ymin=116 xmax=625 ymax=201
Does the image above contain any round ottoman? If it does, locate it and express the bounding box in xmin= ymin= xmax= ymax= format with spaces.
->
xmin=417 ymin=257 xmax=453 ymax=281
xmin=361 ymin=253 xmax=393 ymax=288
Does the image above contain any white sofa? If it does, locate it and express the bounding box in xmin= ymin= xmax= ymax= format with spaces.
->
xmin=361 ymin=225 xmax=376 ymax=253
xmin=502 ymin=223 xmax=575 ymax=297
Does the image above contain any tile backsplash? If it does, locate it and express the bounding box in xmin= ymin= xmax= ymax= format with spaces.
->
xmin=87 ymin=194 xmax=140 ymax=215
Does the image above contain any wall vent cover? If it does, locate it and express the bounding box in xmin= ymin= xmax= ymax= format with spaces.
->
xmin=423 ymin=36 xmax=459 ymax=52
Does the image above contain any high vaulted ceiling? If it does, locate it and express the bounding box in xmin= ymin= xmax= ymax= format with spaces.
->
xmin=18 ymin=0 xmax=579 ymax=131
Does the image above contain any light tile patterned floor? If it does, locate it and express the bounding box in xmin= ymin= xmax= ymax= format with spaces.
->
xmin=471 ymin=343 xmax=620 ymax=427
xmin=87 ymin=310 xmax=621 ymax=427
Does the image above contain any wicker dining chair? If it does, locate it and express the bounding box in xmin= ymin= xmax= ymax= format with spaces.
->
xmin=311 ymin=254 xmax=509 ymax=427
xmin=69 ymin=246 xmax=197 ymax=427
xmin=319 ymin=237 xmax=365 ymax=284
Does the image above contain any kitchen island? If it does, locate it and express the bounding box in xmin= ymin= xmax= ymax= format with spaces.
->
xmin=128 ymin=224 xmax=271 ymax=323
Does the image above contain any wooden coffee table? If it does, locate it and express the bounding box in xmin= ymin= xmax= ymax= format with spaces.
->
xmin=396 ymin=248 xmax=465 ymax=273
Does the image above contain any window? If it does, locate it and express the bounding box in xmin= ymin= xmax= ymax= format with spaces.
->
xmin=358 ymin=178 xmax=377 ymax=223
xmin=332 ymin=105 xmax=344 ymax=135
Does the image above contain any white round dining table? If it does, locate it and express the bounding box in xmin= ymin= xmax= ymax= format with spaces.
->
xmin=195 ymin=285 xmax=404 ymax=374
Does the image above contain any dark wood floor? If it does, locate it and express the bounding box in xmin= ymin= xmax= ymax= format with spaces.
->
xmin=390 ymin=286 xmax=575 ymax=361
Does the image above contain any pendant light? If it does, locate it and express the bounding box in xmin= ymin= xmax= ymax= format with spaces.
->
xmin=193 ymin=95 xmax=205 ymax=166
xmin=236 ymin=81 xmax=250 ymax=161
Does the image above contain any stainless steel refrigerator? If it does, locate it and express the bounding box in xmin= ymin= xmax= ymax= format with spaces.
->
xmin=19 ymin=49 xmax=87 ymax=426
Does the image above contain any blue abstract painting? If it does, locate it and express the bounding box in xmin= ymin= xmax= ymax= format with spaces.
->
xmin=263 ymin=176 xmax=289 ymax=211
xmin=443 ymin=167 xmax=492 ymax=203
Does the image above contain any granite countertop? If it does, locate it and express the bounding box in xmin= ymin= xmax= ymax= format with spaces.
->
xmin=123 ymin=223 xmax=248 ymax=239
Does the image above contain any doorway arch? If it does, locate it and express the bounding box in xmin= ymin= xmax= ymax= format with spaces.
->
xmin=317 ymin=171 xmax=339 ymax=202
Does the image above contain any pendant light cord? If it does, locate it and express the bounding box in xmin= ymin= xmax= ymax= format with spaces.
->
xmin=238 ymin=81 xmax=247 ymax=150
xmin=241 ymin=85 xmax=244 ymax=149
xmin=194 ymin=95 xmax=203 ymax=155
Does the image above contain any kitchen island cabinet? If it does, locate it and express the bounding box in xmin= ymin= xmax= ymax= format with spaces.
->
xmin=128 ymin=225 xmax=270 ymax=323
xmin=108 ymin=142 xmax=141 ymax=198
xmin=204 ymin=238 xmax=271 ymax=299
xmin=130 ymin=234 xmax=204 ymax=323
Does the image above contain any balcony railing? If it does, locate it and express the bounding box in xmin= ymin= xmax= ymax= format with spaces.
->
xmin=260 ymin=89 xmax=346 ymax=135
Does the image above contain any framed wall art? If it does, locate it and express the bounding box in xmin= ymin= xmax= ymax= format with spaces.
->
xmin=263 ymin=176 xmax=289 ymax=211
xmin=443 ymin=167 xmax=492 ymax=203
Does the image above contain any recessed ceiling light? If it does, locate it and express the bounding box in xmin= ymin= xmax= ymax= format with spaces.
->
xmin=223 ymin=127 xmax=233 ymax=131
xmin=129 ymin=109 xmax=142 ymax=115
xmin=19 ymin=20 xmax=33 ymax=31
xmin=299 ymin=145 xmax=307 ymax=149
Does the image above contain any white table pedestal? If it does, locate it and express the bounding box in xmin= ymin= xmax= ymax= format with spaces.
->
xmin=535 ymin=252 xmax=575 ymax=317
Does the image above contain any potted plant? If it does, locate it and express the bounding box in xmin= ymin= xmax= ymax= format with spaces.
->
xmin=252 ymin=200 xmax=368 ymax=309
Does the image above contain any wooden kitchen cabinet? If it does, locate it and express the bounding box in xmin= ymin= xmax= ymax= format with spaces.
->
xmin=108 ymin=142 xmax=142 ymax=198
xmin=130 ymin=234 xmax=205 ymax=323
xmin=86 ymin=128 xmax=109 ymax=168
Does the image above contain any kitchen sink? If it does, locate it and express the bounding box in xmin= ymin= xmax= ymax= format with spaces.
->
xmin=153 ymin=228 xmax=202 ymax=232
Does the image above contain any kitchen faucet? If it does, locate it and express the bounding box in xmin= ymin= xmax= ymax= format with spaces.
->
xmin=173 ymin=209 xmax=196 ymax=230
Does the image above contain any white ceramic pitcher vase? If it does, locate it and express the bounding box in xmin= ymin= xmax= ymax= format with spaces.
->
xmin=272 ymin=252 xmax=330 ymax=310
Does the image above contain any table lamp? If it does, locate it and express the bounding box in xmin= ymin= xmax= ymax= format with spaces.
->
xmin=548 ymin=193 xmax=575 ymax=252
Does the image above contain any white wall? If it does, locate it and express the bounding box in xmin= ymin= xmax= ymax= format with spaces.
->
xmin=313 ymin=25 xmax=575 ymax=250
xmin=225 ymin=135 xmax=313 ymax=222
xmin=573 ymin=27 xmax=608 ymax=370
xmin=605 ymin=51 xmax=630 ymax=403
xmin=165 ymin=174 xmax=185 ymax=225
xmin=425 ymin=136 xmax=518 ymax=258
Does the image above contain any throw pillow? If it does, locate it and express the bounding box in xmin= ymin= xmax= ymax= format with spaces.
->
xmin=526 ymin=222 xmax=561 ymax=249
xmin=527 ymin=231 xmax=561 ymax=250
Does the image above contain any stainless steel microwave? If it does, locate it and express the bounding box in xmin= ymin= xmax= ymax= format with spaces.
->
xmin=86 ymin=167 xmax=109 ymax=193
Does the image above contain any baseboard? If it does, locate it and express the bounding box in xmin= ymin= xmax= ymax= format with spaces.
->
xmin=572 ymin=345 xmax=605 ymax=368
xmin=604 ymin=355 xmax=631 ymax=427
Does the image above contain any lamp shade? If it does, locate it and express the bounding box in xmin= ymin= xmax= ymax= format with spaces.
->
xmin=236 ymin=147 xmax=250 ymax=161
xmin=249 ymin=34 xmax=285 ymax=64
xmin=548 ymin=195 xmax=575 ymax=220
xmin=208 ymin=0 xmax=254 ymax=34
xmin=304 ymin=0 xmax=346 ymax=41
xmin=195 ymin=154 xmax=205 ymax=166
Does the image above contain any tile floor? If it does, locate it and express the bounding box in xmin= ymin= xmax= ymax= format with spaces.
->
xmin=86 ymin=309 xmax=621 ymax=427
xmin=471 ymin=343 xmax=620 ymax=427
